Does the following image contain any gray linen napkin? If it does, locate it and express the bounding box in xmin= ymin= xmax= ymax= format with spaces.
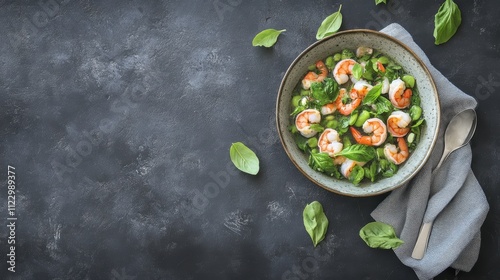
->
xmin=371 ymin=23 xmax=490 ymax=280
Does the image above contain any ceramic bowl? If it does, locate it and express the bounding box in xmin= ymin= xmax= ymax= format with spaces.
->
xmin=276 ymin=29 xmax=440 ymax=197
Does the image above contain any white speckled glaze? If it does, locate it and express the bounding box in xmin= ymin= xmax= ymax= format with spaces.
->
xmin=276 ymin=30 xmax=440 ymax=197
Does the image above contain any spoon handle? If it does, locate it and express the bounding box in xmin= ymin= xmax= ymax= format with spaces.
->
xmin=411 ymin=221 xmax=433 ymax=259
xmin=434 ymin=147 xmax=451 ymax=172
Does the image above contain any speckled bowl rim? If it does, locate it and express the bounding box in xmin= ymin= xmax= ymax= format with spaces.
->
xmin=276 ymin=29 xmax=440 ymax=197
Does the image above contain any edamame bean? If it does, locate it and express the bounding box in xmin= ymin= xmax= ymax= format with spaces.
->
xmin=326 ymin=120 xmax=337 ymax=128
xmin=377 ymin=56 xmax=389 ymax=65
xmin=325 ymin=115 xmax=335 ymax=121
xmin=348 ymin=111 xmax=359 ymax=126
xmin=410 ymin=105 xmax=422 ymax=121
xmin=292 ymin=95 xmax=302 ymax=107
xmin=333 ymin=53 xmax=342 ymax=61
xmin=308 ymin=64 xmax=316 ymax=71
xmin=307 ymin=137 xmax=318 ymax=148
xmin=354 ymin=110 xmax=370 ymax=127
xmin=325 ymin=56 xmax=334 ymax=69
xmin=402 ymin=75 xmax=415 ymax=88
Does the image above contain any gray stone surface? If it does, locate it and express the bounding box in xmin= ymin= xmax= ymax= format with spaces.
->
xmin=0 ymin=0 xmax=499 ymax=279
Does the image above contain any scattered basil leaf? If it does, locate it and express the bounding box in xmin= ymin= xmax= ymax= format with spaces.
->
xmin=229 ymin=142 xmax=260 ymax=175
xmin=359 ymin=222 xmax=404 ymax=249
xmin=434 ymin=0 xmax=462 ymax=45
xmin=375 ymin=0 xmax=387 ymax=5
xmin=303 ymin=201 xmax=329 ymax=247
xmin=336 ymin=144 xmax=376 ymax=162
xmin=352 ymin=64 xmax=363 ymax=80
xmin=316 ymin=5 xmax=343 ymax=40
xmin=350 ymin=165 xmax=365 ymax=185
xmin=363 ymin=84 xmax=383 ymax=105
xmin=252 ymin=29 xmax=286 ymax=47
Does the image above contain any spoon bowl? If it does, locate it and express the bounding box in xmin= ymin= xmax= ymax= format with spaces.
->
xmin=435 ymin=109 xmax=477 ymax=170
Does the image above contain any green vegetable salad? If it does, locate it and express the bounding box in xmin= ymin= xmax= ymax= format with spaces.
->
xmin=289 ymin=47 xmax=425 ymax=185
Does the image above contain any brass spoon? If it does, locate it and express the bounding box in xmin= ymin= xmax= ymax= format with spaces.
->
xmin=411 ymin=108 xmax=478 ymax=260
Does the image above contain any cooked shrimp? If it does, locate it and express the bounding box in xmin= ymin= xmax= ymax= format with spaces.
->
xmin=318 ymin=129 xmax=343 ymax=157
xmin=384 ymin=137 xmax=409 ymax=165
xmin=302 ymin=61 xmax=328 ymax=90
xmin=295 ymin=109 xmax=321 ymax=138
xmin=340 ymin=159 xmax=365 ymax=179
xmin=333 ymin=59 xmax=356 ymax=84
xmin=352 ymin=80 xmax=373 ymax=97
xmin=321 ymin=102 xmax=336 ymax=115
xmin=387 ymin=111 xmax=411 ymax=137
xmin=389 ymin=78 xmax=412 ymax=109
xmin=381 ymin=77 xmax=390 ymax=94
xmin=335 ymin=81 xmax=371 ymax=116
xmin=350 ymin=118 xmax=388 ymax=146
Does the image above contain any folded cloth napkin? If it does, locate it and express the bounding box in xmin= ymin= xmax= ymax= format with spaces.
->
xmin=371 ymin=23 xmax=490 ymax=280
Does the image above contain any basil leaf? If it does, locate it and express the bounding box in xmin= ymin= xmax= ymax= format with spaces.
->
xmin=375 ymin=0 xmax=387 ymax=5
xmin=336 ymin=144 xmax=376 ymax=162
xmin=229 ymin=142 xmax=260 ymax=175
xmin=290 ymin=105 xmax=306 ymax=117
xmin=352 ymin=63 xmax=363 ymax=80
xmin=308 ymin=151 xmax=341 ymax=178
xmin=350 ymin=165 xmax=365 ymax=185
xmin=434 ymin=0 xmax=462 ymax=45
xmin=374 ymin=96 xmax=393 ymax=115
xmin=364 ymin=161 xmax=378 ymax=182
xmin=309 ymin=124 xmax=325 ymax=133
xmin=310 ymin=78 xmax=338 ymax=105
xmin=316 ymin=5 xmax=343 ymax=40
xmin=359 ymin=222 xmax=404 ymax=249
xmin=303 ymin=201 xmax=329 ymax=247
xmin=411 ymin=118 xmax=425 ymax=128
xmin=323 ymin=78 xmax=339 ymax=101
xmin=252 ymin=29 xmax=286 ymax=47
xmin=362 ymin=84 xmax=382 ymax=105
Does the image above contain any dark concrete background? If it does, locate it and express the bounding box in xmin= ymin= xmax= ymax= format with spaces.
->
xmin=0 ymin=0 xmax=499 ymax=279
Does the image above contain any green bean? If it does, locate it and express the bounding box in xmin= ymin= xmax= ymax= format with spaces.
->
xmin=354 ymin=110 xmax=370 ymax=127
xmin=292 ymin=95 xmax=302 ymax=107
